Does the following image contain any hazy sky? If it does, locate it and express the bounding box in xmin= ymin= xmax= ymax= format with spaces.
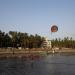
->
xmin=0 ymin=0 xmax=75 ymax=39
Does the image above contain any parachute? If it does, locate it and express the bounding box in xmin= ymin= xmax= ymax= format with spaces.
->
xmin=51 ymin=25 xmax=58 ymax=33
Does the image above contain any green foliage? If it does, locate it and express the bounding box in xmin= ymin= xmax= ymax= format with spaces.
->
xmin=0 ymin=30 xmax=43 ymax=48
xmin=52 ymin=37 xmax=75 ymax=48
xmin=1 ymin=30 xmax=75 ymax=49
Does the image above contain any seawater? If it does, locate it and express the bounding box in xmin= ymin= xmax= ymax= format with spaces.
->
xmin=0 ymin=54 xmax=75 ymax=75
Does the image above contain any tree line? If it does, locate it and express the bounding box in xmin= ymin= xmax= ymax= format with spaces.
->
xmin=0 ymin=30 xmax=75 ymax=49
xmin=0 ymin=30 xmax=44 ymax=48
xmin=52 ymin=37 xmax=75 ymax=48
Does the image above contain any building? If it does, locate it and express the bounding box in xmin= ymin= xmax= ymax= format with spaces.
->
xmin=41 ymin=37 xmax=51 ymax=48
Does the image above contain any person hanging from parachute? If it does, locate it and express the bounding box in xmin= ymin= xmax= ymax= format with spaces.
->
xmin=50 ymin=25 xmax=58 ymax=51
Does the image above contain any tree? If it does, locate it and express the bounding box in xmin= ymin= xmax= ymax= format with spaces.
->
xmin=0 ymin=30 xmax=5 ymax=47
xmin=9 ymin=31 xmax=18 ymax=47
xmin=4 ymin=33 xmax=12 ymax=47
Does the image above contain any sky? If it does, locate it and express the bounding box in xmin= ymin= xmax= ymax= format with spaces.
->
xmin=0 ymin=0 xmax=75 ymax=39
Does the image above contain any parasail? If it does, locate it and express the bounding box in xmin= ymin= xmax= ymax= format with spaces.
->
xmin=51 ymin=25 xmax=58 ymax=32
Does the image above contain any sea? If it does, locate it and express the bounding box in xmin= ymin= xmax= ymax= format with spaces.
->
xmin=0 ymin=53 xmax=75 ymax=75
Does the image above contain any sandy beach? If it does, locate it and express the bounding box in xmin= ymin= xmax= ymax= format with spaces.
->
xmin=0 ymin=48 xmax=75 ymax=58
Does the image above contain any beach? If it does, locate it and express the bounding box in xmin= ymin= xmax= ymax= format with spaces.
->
xmin=0 ymin=48 xmax=75 ymax=58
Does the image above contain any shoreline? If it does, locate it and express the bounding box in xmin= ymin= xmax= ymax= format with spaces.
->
xmin=0 ymin=48 xmax=75 ymax=58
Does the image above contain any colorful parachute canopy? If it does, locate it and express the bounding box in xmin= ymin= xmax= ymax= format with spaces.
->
xmin=51 ymin=25 xmax=58 ymax=32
